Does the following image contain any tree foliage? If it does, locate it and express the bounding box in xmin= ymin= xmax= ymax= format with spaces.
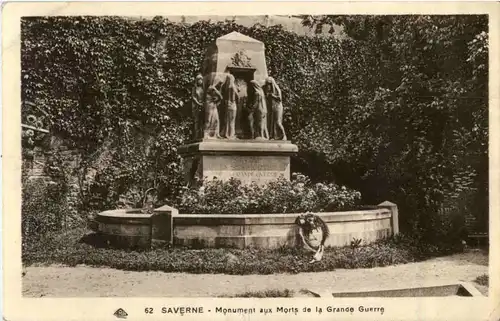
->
xmin=301 ymin=15 xmax=488 ymax=237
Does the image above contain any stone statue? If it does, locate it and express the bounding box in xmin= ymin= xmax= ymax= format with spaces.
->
xmin=191 ymin=74 xmax=204 ymax=139
xmin=223 ymin=74 xmax=238 ymax=139
xmin=250 ymin=80 xmax=269 ymax=140
xmin=203 ymin=82 xmax=223 ymax=139
xmin=265 ymin=77 xmax=287 ymax=140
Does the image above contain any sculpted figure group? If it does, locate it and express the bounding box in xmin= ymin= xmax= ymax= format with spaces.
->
xmin=191 ymin=73 xmax=287 ymax=141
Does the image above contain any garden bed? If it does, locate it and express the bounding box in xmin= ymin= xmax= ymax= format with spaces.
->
xmin=22 ymin=227 xmax=462 ymax=275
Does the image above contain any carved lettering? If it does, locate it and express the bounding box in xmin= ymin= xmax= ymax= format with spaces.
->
xmin=205 ymin=156 xmax=288 ymax=172
xmin=205 ymin=171 xmax=284 ymax=179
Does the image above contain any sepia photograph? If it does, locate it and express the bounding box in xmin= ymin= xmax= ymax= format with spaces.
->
xmin=3 ymin=2 xmax=499 ymax=320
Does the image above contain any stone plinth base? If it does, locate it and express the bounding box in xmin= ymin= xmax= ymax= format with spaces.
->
xmin=178 ymin=140 xmax=298 ymax=185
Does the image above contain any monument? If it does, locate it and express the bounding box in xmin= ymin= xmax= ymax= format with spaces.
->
xmin=179 ymin=31 xmax=298 ymax=185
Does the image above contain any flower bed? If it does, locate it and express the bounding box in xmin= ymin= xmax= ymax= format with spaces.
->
xmin=177 ymin=175 xmax=362 ymax=214
xmin=91 ymin=175 xmax=397 ymax=249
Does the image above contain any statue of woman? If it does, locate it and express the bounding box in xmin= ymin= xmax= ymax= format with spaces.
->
xmin=223 ymin=74 xmax=238 ymax=139
xmin=250 ymin=80 xmax=269 ymax=140
xmin=203 ymin=82 xmax=223 ymax=139
xmin=191 ymin=74 xmax=204 ymax=139
xmin=265 ymin=77 xmax=287 ymax=140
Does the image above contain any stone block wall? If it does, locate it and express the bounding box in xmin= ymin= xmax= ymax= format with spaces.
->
xmin=152 ymin=202 xmax=399 ymax=249
xmin=95 ymin=203 xmax=399 ymax=250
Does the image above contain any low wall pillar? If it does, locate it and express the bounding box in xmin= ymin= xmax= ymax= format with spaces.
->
xmin=378 ymin=201 xmax=399 ymax=236
xmin=152 ymin=205 xmax=178 ymax=246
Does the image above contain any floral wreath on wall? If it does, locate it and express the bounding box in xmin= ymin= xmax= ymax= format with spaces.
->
xmin=295 ymin=212 xmax=330 ymax=263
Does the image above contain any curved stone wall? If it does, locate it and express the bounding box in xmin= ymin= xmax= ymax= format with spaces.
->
xmin=95 ymin=202 xmax=398 ymax=250
xmin=96 ymin=209 xmax=153 ymax=249
xmin=170 ymin=208 xmax=394 ymax=249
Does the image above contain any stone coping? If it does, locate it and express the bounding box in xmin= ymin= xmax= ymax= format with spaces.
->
xmin=308 ymin=281 xmax=483 ymax=297
xmin=96 ymin=209 xmax=153 ymax=225
xmin=171 ymin=209 xmax=391 ymax=226
xmin=153 ymin=204 xmax=179 ymax=214
xmin=97 ymin=207 xmax=391 ymax=226
xmin=178 ymin=140 xmax=298 ymax=156
xmin=98 ymin=209 xmax=152 ymax=218
xmin=97 ymin=208 xmax=389 ymax=221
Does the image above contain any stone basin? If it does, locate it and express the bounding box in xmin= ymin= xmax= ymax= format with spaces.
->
xmin=93 ymin=203 xmax=398 ymax=250
xmin=95 ymin=208 xmax=154 ymax=249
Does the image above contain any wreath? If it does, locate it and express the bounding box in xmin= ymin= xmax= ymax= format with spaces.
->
xmin=295 ymin=212 xmax=330 ymax=252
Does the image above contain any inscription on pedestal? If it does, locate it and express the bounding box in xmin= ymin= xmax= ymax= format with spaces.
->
xmin=207 ymin=171 xmax=284 ymax=179
xmin=203 ymin=155 xmax=290 ymax=184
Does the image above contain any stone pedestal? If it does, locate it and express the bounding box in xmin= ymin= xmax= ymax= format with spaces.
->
xmin=183 ymin=32 xmax=298 ymax=185
xmin=178 ymin=140 xmax=298 ymax=185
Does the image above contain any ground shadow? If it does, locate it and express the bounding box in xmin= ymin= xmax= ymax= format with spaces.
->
xmin=79 ymin=232 xmax=109 ymax=248
xmin=431 ymin=248 xmax=489 ymax=266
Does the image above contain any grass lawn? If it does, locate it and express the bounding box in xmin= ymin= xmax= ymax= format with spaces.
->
xmin=22 ymin=227 xmax=465 ymax=275
xmin=219 ymin=289 xmax=298 ymax=298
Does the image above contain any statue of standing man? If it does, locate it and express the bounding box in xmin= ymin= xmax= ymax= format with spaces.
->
xmin=265 ymin=77 xmax=287 ymax=141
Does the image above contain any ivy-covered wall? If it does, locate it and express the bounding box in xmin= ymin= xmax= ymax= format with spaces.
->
xmin=21 ymin=16 xmax=361 ymax=209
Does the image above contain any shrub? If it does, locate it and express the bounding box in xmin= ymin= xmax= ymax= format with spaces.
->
xmin=176 ymin=174 xmax=362 ymax=214
xmin=21 ymin=148 xmax=81 ymax=252
xmin=474 ymin=274 xmax=488 ymax=286
xmin=221 ymin=289 xmax=295 ymax=298
xmin=21 ymin=179 xmax=68 ymax=251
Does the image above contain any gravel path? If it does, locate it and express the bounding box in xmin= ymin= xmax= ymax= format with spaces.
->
xmin=23 ymin=251 xmax=488 ymax=297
